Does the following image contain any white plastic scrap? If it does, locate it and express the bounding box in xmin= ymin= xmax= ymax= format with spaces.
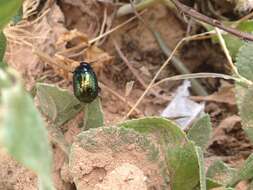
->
xmin=161 ymin=80 xmax=205 ymax=130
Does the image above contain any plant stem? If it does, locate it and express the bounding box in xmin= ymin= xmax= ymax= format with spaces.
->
xmin=153 ymin=31 xmax=208 ymax=96
xmin=151 ymin=73 xmax=249 ymax=88
xmin=126 ymin=0 xmax=208 ymax=96
xmin=117 ymin=0 xmax=161 ymax=17
xmin=83 ymin=97 xmax=104 ymax=130
xmin=167 ymin=0 xmax=253 ymax=41
xmin=215 ymin=27 xmax=252 ymax=86
xmin=124 ymin=31 xmax=214 ymax=119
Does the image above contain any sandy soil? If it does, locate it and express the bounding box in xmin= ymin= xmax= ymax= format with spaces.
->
xmin=1 ymin=0 xmax=253 ymax=189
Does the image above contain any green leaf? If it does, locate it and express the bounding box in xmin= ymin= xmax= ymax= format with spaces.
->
xmin=206 ymin=178 xmax=223 ymax=189
xmin=222 ymin=21 xmax=253 ymax=58
xmin=36 ymin=83 xmax=83 ymax=126
xmin=0 ymin=61 xmax=7 ymax=69
xmin=195 ymin=146 xmax=206 ymax=190
xmin=229 ymin=154 xmax=253 ymax=187
xmin=236 ymin=42 xmax=253 ymax=81
xmin=11 ymin=6 xmax=22 ymax=25
xmin=235 ymin=42 xmax=253 ymax=142
xmin=0 ymin=31 xmax=6 ymax=61
xmin=118 ymin=117 xmax=187 ymax=146
xmin=188 ymin=114 xmax=212 ymax=150
xmin=223 ymin=35 xmax=244 ymax=59
xmin=237 ymin=84 xmax=253 ymax=142
xmin=206 ymin=160 xmax=236 ymax=186
xmin=206 ymin=21 xmax=253 ymax=58
xmin=0 ymin=68 xmax=12 ymax=91
xmin=0 ymin=0 xmax=22 ymax=30
xmin=0 ymin=69 xmax=54 ymax=190
xmin=83 ymin=97 xmax=104 ymax=129
xmin=237 ymin=20 xmax=253 ymax=32
xmin=118 ymin=117 xmax=200 ymax=190
xmin=167 ymin=142 xmax=199 ymax=190
xmin=244 ymin=127 xmax=253 ymax=143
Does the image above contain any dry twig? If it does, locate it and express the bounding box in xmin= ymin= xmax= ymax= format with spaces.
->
xmin=168 ymin=0 xmax=253 ymax=41
xmin=129 ymin=0 xmax=208 ymax=96
xmin=123 ymin=31 xmax=217 ymax=120
xmin=113 ymin=40 xmax=171 ymax=101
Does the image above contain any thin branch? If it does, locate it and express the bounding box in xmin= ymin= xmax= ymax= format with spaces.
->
xmin=215 ymin=28 xmax=239 ymax=75
xmin=152 ymin=73 xmax=243 ymax=88
xmin=123 ymin=31 xmax=227 ymax=120
xmin=233 ymin=11 xmax=253 ymax=27
xmin=57 ymin=11 xmax=145 ymax=57
xmin=98 ymin=82 xmax=143 ymax=115
xmin=153 ymin=32 xmax=208 ymax=96
xmin=96 ymin=7 xmax=108 ymax=46
xmin=89 ymin=10 xmax=146 ymax=44
xmin=129 ymin=0 xmax=208 ymax=96
xmin=167 ymin=0 xmax=253 ymax=41
xmin=117 ymin=0 xmax=159 ymax=17
xmin=215 ymin=27 xmax=252 ymax=85
xmin=123 ymin=41 xmax=181 ymax=119
xmin=33 ymin=49 xmax=73 ymax=72
xmin=113 ymin=39 xmax=171 ymax=101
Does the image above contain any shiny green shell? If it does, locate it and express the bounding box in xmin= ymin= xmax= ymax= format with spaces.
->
xmin=73 ymin=62 xmax=99 ymax=103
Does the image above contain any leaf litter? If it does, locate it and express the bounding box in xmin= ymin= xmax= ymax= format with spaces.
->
xmin=1 ymin=0 xmax=253 ymax=189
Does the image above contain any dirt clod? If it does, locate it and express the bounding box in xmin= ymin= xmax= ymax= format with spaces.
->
xmin=65 ymin=127 xmax=168 ymax=190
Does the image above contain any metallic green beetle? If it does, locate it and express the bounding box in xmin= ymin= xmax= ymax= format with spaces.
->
xmin=73 ymin=62 xmax=99 ymax=103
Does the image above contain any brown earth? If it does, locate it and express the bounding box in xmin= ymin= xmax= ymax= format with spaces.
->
xmin=1 ymin=0 xmax=253 ymax=190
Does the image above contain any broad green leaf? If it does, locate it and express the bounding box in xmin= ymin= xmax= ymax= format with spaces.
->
xmin=195 ymin=146 xmax=206 ymax=190
xmin=235 ymin=42 xmax=253 ymax=142
xmin=244 ymin=127 xmax=253 ymax=143
xmin=206 ymin=21 xmax=253 ymax=58
xmin=206 ymin=178 xmax=223 ymax=190
xmin=222 ymin=21 xmax=253 ymax=58
xmin=118 ymin=117 xmax=200 ymax=190
xmin=229 ymin=154 xmax=253 ymax=187
xmin=206 ymin=160 xmax=236 ymax=186
xmin=236 ymin=20 xmax=253 ymax=32
xmin=235 ymin=84 xmax=247 ymax=111
xmin=0 ymin=61 xmax=7 ymax=69
xmin=184 ymin=178 xmax=222 ymax=190
xmin=118 ymin=117 xmax=187 ymax=146
xmin=83 ymin=97 xmax=104 ymax=129
xmin=223 ymin=35 xmax=244 ymax=59
xmin=188 ymin=114 xmax=212 ymax=150
xmin=0 ymin=0 xmax=22 ymax=30
xmin=236 ymin=42 xmax=253 ymax=81
xmin=0 ymin=68 xmax=11 ymax=90
xmin=0 ymin=69 xmax=54 ymax=190
xmin=237 ymin=85 xmax=253 ymax=142
xmin=11 ymin=6 xmax=22 ymax=25
xmin=0 ymin=32 xmax=6 ymax=61
xmin=36 ymin=83 xmax=83 ymax=126
xmin=167 ymin=142 xmax=199 ymax=190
